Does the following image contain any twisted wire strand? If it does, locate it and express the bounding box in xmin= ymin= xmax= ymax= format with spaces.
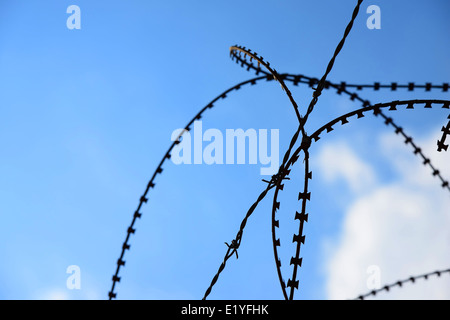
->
xmin=354 ymin=268 xmax=450 ymax=300
xmin=202 ymin=182 xmax=277 ymax=300
xmin=203 ymin=43 xmax=312 ymax=298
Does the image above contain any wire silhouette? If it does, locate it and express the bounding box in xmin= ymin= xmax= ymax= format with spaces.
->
xmin=109 ymin=0 xmax=449 ymax=300
xmin=438 ymin=115 xmax=450 ymax=152
xmin=355 ymin=268 xmax=450 ymax=300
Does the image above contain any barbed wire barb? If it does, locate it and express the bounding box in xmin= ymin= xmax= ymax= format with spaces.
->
xmin=354 ymin=268 xmax=450 ymax=300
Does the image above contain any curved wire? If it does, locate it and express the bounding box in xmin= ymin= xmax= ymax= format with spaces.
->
xmin=302 ymin=0 xmax=364 ymax=125
xmin=230 ymin=46 xmax=303 ymax=126
xmin=354 ymin=268 xmax=450 ymax=300
xmin=202 ymin=44 xmax=310 ymax=299
xmin=268 ymin=99 xmax=449 ymax=300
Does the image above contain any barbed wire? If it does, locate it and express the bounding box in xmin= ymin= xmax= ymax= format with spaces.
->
xmin=302 ymin=0 xmax=363 ymax=125
xmin=109 ymin=84 xmax=449 ymax=300
xmin=202 ymin=175 xmax=284 ymax=300
xmin=108 ymin=75 xmax=269 ymax=299
xmin=231 ymin=52 xmax=450 ymax=191
xmin=229 ymin=45 xmax=304 ymax=127
xmin=437 ymin=115 xmax=450 ymax=152
xmin=205 ymin=0 xmax=363 ymax=301
xmin=309 ymin=100 xmax=450 ymax=192
xmin=109 ymin=0 xmax=449 ymax=300
xmin=231 ymin=51 xmax=449 ymax=94
xmin=202 ymin=43 xmax=310 ymax=298
xmin=227 ymin=1 xmax=449 ymax=299
xmin=269 ymin=0 xmax=363 ymax=300
xmin=266 ymin=99 xmax=449 ymax=301
xmin=202 ymin=123 xmax=305 ymax=300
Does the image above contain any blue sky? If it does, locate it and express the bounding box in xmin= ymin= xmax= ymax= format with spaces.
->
xmin=0 ymin=0 xmax=449 ymax=300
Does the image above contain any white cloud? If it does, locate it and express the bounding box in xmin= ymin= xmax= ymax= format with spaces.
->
xmin=321 ymin=131 xmax=450 ymax=300
xmin=316 ymin=141 xmax=376 ymax=193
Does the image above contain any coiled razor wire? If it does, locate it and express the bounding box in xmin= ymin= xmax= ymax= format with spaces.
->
xmin=109 ymin=0 xmax=449 ymax=300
